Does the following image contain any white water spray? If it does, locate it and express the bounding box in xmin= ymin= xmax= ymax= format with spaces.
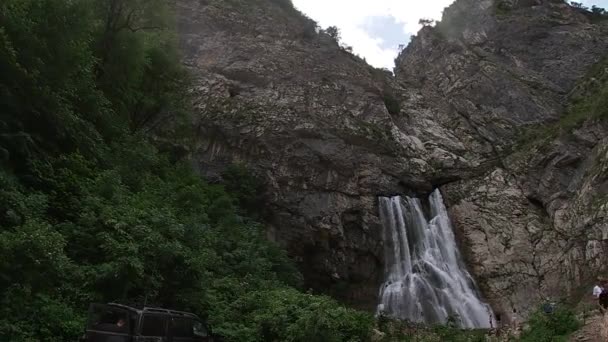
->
xmin=377 ymin=189 xmax=494 ymax=328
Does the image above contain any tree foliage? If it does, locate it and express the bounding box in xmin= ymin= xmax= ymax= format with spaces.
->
xmin=0 ymin=0 xmax=375 ymax=341
xmin=418 ymin=18 xmax=435 ymax=26
xmin=325 ymin=25 xmax=341 ymax=43
xmin=382 ymin=89 xmax=401 ymax=115
xmin=569 ymin=1 xmax=608 ymax=21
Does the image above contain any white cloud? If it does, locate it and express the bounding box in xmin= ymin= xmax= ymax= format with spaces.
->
xmin=292 ymin=0 xmax=608 ymax=70
xmin=292 ymin=0 xmax=455 ymax=69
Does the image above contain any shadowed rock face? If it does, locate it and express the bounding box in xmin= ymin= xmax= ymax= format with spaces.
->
xmin=176 ymin=0 xmax=608 ymax=315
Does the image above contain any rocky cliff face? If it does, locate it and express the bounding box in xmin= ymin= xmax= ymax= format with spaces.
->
xmin=395 ymin=0 xmax=608 ymax=319
xmin=176 ymin=0 xmax=608 ymax=317
xmin=176 ymin=0 xmax=413 ymax=309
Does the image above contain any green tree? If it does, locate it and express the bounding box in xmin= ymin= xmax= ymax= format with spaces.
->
xmin=570 ymin=2 xmax=588 ymax=10
xmin=519 ymin=305 xmax=581 ymax=342
xmin=419 ymin=18 xmax=435 ymax=26
xmin=0 ymin=0 xmax=107 ymax=167
xmin=94 ymin=0 xmax=190 ymax=134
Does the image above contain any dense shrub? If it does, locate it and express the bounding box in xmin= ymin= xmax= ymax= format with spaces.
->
xmin=213 ymin=288 xmax=374 ymax=341
xmin=382 ymin=89 xmax=401 ymax=115
xmin=221 ymin=163 xmax=267 ymax=219
xmin=519 ymin=305 xmax=581 ymax=342
xmin=375 ymin=317 xmax=489 ymax=342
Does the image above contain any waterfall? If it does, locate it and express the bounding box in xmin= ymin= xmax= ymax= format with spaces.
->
xmin=377 ymin=189 xmax=494 ymax=328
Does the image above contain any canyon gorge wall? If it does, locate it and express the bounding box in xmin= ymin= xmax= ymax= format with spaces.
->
xmin=176 ymin=0 xmax=608 ymax=319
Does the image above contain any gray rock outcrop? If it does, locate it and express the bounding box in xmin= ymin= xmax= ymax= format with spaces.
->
xmin=176 ymin=0 xmax=608 ymax=317
xmin=393 ymin=0 xmax=608 ymax=319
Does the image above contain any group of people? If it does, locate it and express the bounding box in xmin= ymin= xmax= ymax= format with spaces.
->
xmin=593 ymin=280 xmax=608 ymax=313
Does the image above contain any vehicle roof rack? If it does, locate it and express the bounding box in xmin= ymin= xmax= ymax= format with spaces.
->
xmin=107 ymin=303 xmax=140 ymax=313
xmin=142 ymin=306 xmax=198 ymax=318
xmin=106 ymin=303 xmax=199 ymax=319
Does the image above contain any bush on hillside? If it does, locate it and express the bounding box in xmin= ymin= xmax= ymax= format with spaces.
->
xmin=382 ymin=89 xmax=401 ymax=115
xmin=519 ymin=305 xmax=581 ymax=342
xmin=212 ymin=288 xmax=374 ymax=342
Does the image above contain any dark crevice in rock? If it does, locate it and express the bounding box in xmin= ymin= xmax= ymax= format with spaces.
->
xmin=430 ymin=175 xmax=463 ymax=189
xmin=526 ymin=195 xmax=550 ymax=217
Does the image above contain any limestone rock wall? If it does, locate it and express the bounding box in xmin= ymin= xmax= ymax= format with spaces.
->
xmin=176 ymin=0 xmax=608 ymax=314
xmin=176 ymin=0 xmax=426 ymax=309
xmin=393 ymin=0 xmax=608 ymax=320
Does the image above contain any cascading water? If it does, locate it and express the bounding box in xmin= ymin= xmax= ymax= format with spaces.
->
xmin=377 ymin=189 xmax=494 ymax=328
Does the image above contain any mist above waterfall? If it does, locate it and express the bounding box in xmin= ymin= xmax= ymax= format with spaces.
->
xmin=377 ymin=189 xmax=494 ymax=328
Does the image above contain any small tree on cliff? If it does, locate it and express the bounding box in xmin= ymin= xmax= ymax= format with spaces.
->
xmin=570 ymin=2 xmax=588 ymax=10
xmin=590 ymin=5 xmax=608 ymax=19
xmin=325 ymin=25 xmax=341 ymax=43
xmin=418 ymin=18 xmax=435 ymax=26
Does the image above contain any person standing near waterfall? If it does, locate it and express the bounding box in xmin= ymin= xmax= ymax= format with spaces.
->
xmin=593 ymin=283 xmax=603 ymax=299
xmin=594 ymin=280 xmax=606 ymax=312
xmin=600 ymin=282 xmax=608 ymax=314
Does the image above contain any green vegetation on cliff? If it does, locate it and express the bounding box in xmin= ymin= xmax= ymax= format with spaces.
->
xmin=563 ymin=58 xmax=608 ymax=127
xmin=516 ymin=57 xmax=608 ymax=148
xmin=0 ymin=1 xmax=372 ymax=341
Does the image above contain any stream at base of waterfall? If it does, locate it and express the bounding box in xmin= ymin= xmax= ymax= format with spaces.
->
xmin=377 ymin=189 xmax=494 ymax=328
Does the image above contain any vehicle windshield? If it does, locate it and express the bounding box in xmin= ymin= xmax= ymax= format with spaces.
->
xmin=168 ymin=316 xmax=208 ymax=338
xmin=87 ymin=305 xmax=132 ymax=334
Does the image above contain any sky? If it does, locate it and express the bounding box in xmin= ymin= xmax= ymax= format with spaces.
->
xmin=292 ymin=0 xmax=608 ymax=70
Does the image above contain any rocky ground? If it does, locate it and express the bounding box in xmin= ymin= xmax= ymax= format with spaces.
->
xmin=570 ymin=312 xmax=607 ymax=342
xmin=603 ymin=311 xmax=608 ymax=340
